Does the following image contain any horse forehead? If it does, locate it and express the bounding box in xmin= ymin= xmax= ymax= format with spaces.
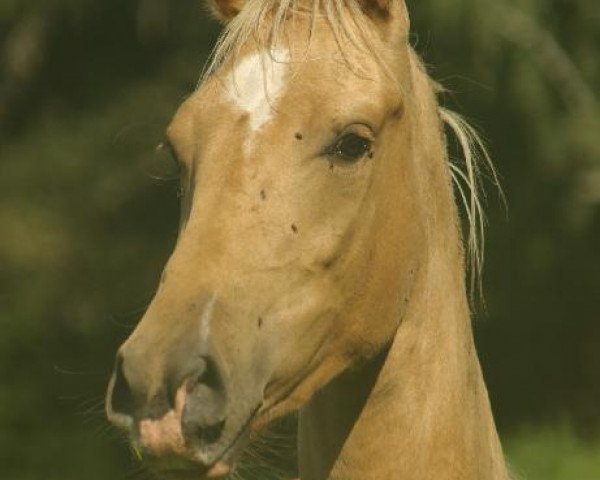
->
xmin=170 ymin=46 xmax=395 ymax=148
xmin=218 ymin=46 xmax=383 ymax=125
xmin=224 ymin=48 xmax=291 ymax=133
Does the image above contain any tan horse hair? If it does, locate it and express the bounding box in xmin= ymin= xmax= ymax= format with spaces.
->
xmin=104 ymin=2 xmax=510 ymax=478
xmin=198 ymin=2 xmax=506 ymax=478
xmin=202 ymin=0 xmax=500 ymax=300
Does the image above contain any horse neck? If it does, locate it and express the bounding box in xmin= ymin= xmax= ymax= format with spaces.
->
xmin=298 ymin=260 xmax=509 ymax=480
xmin=297 ymin=57 xmax=509 ymax=480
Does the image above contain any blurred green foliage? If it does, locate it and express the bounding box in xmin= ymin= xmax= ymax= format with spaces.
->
xmin=0 ymin=1 xmax=598 ymax=479
xmin=506 ymin=423 xmax=600 ymax=480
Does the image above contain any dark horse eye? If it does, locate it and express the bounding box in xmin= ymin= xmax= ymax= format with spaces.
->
xmin=331 ymin=133 xmax=372 ymax=162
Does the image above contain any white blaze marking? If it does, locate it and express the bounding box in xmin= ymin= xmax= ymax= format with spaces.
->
xmin=226 ymin=48 xmax=290 ymax=145
xmin=199 ymin=294 xmax=217 ymax=351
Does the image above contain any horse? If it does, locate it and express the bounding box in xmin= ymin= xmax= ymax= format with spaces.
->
xmin=105 ymin=0 xmax=510 ymax=479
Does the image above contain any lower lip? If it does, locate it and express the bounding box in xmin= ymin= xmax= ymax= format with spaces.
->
xmin=153 ymin=407 xmax=260 ymax=479
xmin=158 ymin=461 xmax=230 ymax=480
xmin=155 ymin=429 xmax=245 ymax=479
xmin=206 ymin=461 xmax=231 ymax=478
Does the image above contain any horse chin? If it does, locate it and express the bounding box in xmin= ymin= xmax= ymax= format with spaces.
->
xmin=150 ymin=460 xmax=232 ymax=480
xmin=145 ymin=431 xmax=249 ymax=480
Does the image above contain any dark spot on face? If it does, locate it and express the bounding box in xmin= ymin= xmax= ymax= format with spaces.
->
xmin=392 ymin=104 xmax=404 ymax=119
xmin=260 ymin=189 xmax=266 ymax=200
xmin=238 ymin=112 xmax=250 ymax=125
xmin=291 ymin=224 xmax=298 ymax=234
xmin=329 ymin=162 xmax=334 ymax=171
xmin=257 ymin=317 xmax=263 ymax=328
xmin=187 ymin=303 xmax=197 ymax=313
xmin=368 ymin=151 xmax=374 ymax=159
xmin=321 ymin=252 xmax=340 ymax=270
xmin=295 ymin=132 xmax=303 ymax=140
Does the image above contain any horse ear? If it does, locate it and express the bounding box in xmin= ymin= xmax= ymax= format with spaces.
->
xmin=358 ymin=0 xmax=410 ymax=31
xmin=207 ymin=0 xmax=247 ymax=22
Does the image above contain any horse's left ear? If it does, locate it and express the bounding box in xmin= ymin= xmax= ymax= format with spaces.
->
xmin=358 ymin=0 xmax=410 ymax=32
xmin=207 ymin=0 xmax=247 ymax=22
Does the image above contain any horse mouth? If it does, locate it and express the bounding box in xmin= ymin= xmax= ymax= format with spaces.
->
xmin=149 ymin=458 xmax=234 ymax=480
xmin=144 ymin=423 xmax=249 ymax=480
xmin=153 ymin=416 xmax=256 ymax=479
xmin=151 ymin=463 xmax=228 ymax=480
xmin=136 ymin=387 xmax=259 ymax=479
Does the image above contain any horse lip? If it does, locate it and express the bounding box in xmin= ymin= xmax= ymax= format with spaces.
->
xmin=105 ymin=375 xmax=134 ymax=430
xmin=108 ymin=411 xmax=134 ymax=430
xmin=198 ymin=404 xmax=259 ymax=466
xmin=153 ymin=461 xmax=231 ymax=480
xmin=154 ymin=462 xmax=231 ymax=480
xmin=149 ymin=437 xmax=243 ymax=480
xmin=148 ymin=403 xmax=259 ymax=479
xmin=148 ymin=452 xmax=232 ymax=480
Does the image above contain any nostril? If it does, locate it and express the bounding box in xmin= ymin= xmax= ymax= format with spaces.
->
xmin=110 ymin=354 xmax=135 ymax=418
xmin=197 ymin=357 xmax=222 ymax=390
xmin=181 ymin=356 xmax=227 ymax=447
xmin=183 ymin=356 xmax=222 ymax=394
xmin=197 ymin=420 xmax=225 ymax=445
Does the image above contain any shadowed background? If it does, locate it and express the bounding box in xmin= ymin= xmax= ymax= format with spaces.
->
xmin=0 ymin=1 xmax=598 ymax=479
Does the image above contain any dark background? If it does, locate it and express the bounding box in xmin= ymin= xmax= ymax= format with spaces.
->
xmin=1 ymin=1 xmax=598 ymax=479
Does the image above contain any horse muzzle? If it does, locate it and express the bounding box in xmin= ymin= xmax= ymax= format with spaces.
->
xmin=105 ymin=345 xmax=256 ymax=478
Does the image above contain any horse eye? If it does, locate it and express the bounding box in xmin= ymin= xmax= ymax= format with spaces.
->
xmin=331 ymin=133 xmax=372 ymax=162
xmin=155 ymin=141 xmax=181 ymax=176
